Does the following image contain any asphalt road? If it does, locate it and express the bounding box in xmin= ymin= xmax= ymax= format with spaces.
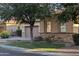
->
xmin=0 ymin=47 xmax=47 ymax=56
xmin=0 ymin=47 xmax=79 ymax=56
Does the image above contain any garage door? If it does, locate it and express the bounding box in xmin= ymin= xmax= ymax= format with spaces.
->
xmin=25 ymin=26 xmax=40 ymax=38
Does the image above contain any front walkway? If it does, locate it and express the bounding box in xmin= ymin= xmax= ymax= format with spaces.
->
xmin=0 ymin=44 xmax=79 ymax=56
xmin=0 ymin=37 xmax=31 ymax=45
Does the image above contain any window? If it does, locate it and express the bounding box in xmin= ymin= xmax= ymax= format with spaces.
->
xmin=73 ymin=24 xmax=79 ymax=33
xmin=47 ymin=21 xmax=51 ymax=32
xmin=60 ymin=23 xmax=66 ymax=32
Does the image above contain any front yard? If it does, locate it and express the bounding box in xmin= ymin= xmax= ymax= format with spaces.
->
xmin=8 ymin=41 xmax=65 ymax=52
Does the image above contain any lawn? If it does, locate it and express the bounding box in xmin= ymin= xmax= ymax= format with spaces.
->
xmin=10 ymin=41 xmax=65 ymax=48
xmin=8 ymin=41 xmax=65 ymax=52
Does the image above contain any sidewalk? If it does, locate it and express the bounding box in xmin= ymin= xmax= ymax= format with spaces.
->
xmin=0 ymin=37 xmax=31 ymax=41
xmin=0 ymin=45 xmax=79 ymax=55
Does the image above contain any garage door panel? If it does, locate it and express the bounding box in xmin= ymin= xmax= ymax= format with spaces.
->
xmin=25 ymin=27 xmax=30 ymax=37
xmin=25 ymin=26 xmax=39 ymax=38
xmin=33 ymin=27 xmax=39 ymax=37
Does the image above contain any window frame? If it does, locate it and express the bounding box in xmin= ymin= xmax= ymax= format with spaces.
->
xmin=60 ymin=23 xmax=67 ymax=32
xmin=47 ymin=21 xmax=52 ymax=32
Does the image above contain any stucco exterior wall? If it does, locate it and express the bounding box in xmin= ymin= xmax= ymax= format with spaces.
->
xmin=20 ymin=22 xmax=40 ymax=37
xmin=6 ymin=25 xmax=18 ymax=33
xmin=40 ymin=18 xmax=75 ymax=46
xmin=40 ymin=33 xmax=74 ymax=46
xmin=66 ymin=21 xmax=73 ymax=33
xmin=51 ymin=20 xmax=59 ymax=33
xmin=40 ymin=21 xmax=44 ymax=33
xmin=5 ymin=20 xmax=40 ymax=37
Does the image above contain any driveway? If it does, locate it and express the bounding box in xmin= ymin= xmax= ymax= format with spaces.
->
xmin=0 ymin=37 xmax=31 ymax=41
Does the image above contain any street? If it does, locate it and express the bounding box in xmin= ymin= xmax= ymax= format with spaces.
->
xmin=0 ymin=45 xmax=79 ymax=56
xmin=0 ymin=47 xmax=79 ymax=56
xmin=0 ymin=47 xmax=47 ymax=56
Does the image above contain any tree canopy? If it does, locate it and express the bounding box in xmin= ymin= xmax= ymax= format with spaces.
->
xmin=0 ymin=4 xmax=51 ymax=23
xmin=0 ymin=3 xmax=52 ymax=40
xmin=58 ymin=3 xmax=79 ymax=23
xmin=0 ymin=3 xmax=76 ymax=40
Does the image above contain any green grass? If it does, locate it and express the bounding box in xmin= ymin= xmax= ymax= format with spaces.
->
xmin=8 ymin=41 xmax=65 ymax=52
xmin=9 ymin=41 xmax=65 ymax=49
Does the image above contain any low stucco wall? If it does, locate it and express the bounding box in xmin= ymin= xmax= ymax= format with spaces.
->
xmin=40 ymin=32 xmax=75 ymax=46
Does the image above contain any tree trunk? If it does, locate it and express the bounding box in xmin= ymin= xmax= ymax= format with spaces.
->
xmin=30 ymin=25 xmax=33 ymax=41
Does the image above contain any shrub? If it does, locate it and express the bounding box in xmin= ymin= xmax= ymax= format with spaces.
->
xmin=33 ymin=36 xmax=44 ymax=41
xmin=16 ymin=29 xmax=22 ymax=37
xmin=44 ymin=37 xmax=52 ymax=43
xmin=73 ymin=34 xmax=79 ymax=45
xmin=0 ymin=31 xmax=10 ymax=38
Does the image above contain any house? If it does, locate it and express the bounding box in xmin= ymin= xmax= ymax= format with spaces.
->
xmin=5 ymin=19 xmax=40 ymax=39
xmin=0 ymin=16 xmax=79 ymax=46
xmin=40 ymin=17 xmax=79 ymax=46
xmin=0 ymin=22 xmax=6 ymax=32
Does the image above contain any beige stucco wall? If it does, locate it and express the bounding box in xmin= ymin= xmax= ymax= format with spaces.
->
xmin=40 ymin=33 xmax=73 ymax=43
xmin=40 ymin=18 xmax=74 ymax=33
xmin=66 ymin=21 xmax=73 ymax=33
xmin=51 ymin=20 xmax=59 ymax=33
xmin=20 ymin=22 xmax=40 ymax=37
xmin=0 ymin=24 xmax=6 ymax=32
xmin=40 ymin=18 xmax=60 ymax=33
xmin=40 ymin=18 xmax=75 ymax=45
xmin=6 ymin=25 xmax=18 ymax=33
xmin=40 ymin=21 xmax=44 ymax=33
xmin=5 ymin=20 xmax=40 ymax=37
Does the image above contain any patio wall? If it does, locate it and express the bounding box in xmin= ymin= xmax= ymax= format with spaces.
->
xmin=40 ymin=32 xmax=75 ymax=46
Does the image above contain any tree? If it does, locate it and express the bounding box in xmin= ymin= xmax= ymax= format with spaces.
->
xmin=0 ymin=3 xmax=51 ymax=40
xmin=58 ymin=3 xmax=79 ymax=23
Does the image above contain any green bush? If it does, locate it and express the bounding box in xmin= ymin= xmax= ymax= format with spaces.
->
xmin=44 ymin=37 xmax=52 ymax=43
xmin=16 ymin=29 xmax=22 ymax=37
xmin=73 ymin=34 xmax=79 ymax=45
xmin=33 ymin=36 xmax=44 ymax=41
xmin=0 ymin=31 xmax=10 ymax=38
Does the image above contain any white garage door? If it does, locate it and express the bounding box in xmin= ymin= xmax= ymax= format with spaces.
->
xmin=25 ymin=26 xmax=40 ymax=38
